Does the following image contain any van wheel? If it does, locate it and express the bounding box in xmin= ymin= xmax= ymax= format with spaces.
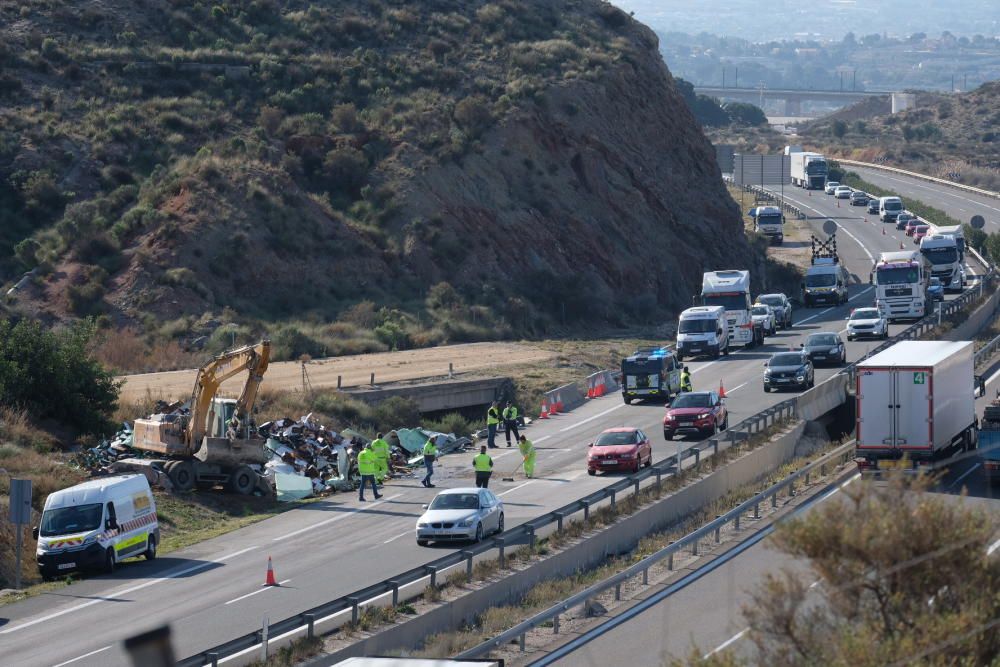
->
xmin=227 ymin=465 xmax=256 ymax=495
xmin=676 ymin=352 xmax=684 ymax=362
xmin=144 ymin=535 xmax=157 ymax=561
xmin=103 ymin=547 xmax=117 ymax=574
xmin=167 ymin=460 xmax=195 ymax=492
xmin=723 ymin=345 xmax=730 ymax=356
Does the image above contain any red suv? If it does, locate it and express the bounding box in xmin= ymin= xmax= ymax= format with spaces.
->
xmin=663 ymin=391 xmax=728 ymax=440
xmin=587 ymin=428 xmax=652 ymax=475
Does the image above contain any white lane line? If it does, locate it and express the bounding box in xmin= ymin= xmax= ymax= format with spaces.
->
xmin=795 ymin=307 xmax=834 ymax=325
xmin=988 ymin=537 xmax=1000 ymax=556
xmin=382 ymin=529 xmax=413 ymax=545
xmin=0 ymin=546 xmax=259 ymax=634
xmin=558 ymin=404 xmax=625 ymax=433
xmin=535 ymin=436 xmax=552 ymax=443
xmin=724 ymin=380 xmax=749 ymax=395
xmin=691 ymin=360 xmax=719 ymax=375
xmin=224 ymin=579 xmax=291 ymax=605
xmin=498 ymin=481 xmax=533 ymax=496
xmin=837 ymin=224 xmax=875 ymax=263
xmin=704 ymin=628 xmax=747 ymax=658
xmin=848 ymin=287 xmax=873 ymax=302
xmin=949 ymin=463 xmax=980 ymax=489
xmin=983 ymin=367 xmax=1000 ymax=388
xmin=52 ymin=646 xmax=112 ymax=667
xmin=493 ymin=450 xmax=517 ymax=459
xmin=273 ymin=495 xmax=401 ymax=541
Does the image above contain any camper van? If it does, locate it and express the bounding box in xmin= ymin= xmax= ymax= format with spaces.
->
xmin=35 ymin=475 xmax=159 ymax=578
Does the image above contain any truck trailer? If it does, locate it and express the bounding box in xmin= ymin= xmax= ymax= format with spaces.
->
xmin=855 ymin=341 xmax=977 ymax=474
xmin=789 ymin=151 xmax=827 ymax=189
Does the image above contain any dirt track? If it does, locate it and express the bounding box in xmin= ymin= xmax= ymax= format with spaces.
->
xmin=118 ymin=342 xmax=556 ymax=402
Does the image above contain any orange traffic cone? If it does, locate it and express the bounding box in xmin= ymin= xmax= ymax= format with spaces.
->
xmin=550 ymin=395 xmax=559 ymax=415
xmin=556 ymin=393 xmax=564 ymax=412
xmin=265 ymin=556 xmax=277 ymax=586
xmin=539 ymin=400 xmax=549 ymax=419
xmin=586 ymin=385 xmax=595 ymax=399
xmin=718 ymin=380 xmax=727 ymax=399
xmin=596 ymin=382 xmax=606 ymax=397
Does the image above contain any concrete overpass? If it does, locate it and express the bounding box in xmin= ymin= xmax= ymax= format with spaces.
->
xmin=694 ymin=85 xmax=893 ymax=115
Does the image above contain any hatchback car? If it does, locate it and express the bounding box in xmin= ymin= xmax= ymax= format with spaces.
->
xmin=751 ymin=303 xmax=777 ymax=336
xmin=834 ymin=185 xmax=853 ymax=199
xmin=867 ymin=198 xmax=880 ymax=214
xmin=850 ymin=191 xmax=869 ymax=206
xmin=663 ymin=391 xmax=728 ymax=440
xmin=895 ymin=212 xmax=915 ymax=230
xmin=846 ymin=307 xmax=888 ymax=340
xmin=928 ymin=277 xmax=945 ymax=302
xmin=755 ymin=293 xmax=793 ymax=329
xmin=763 ymin=351 xmax=814 ymax=392
xmin=904 ymin=218 xmax=922 ymax=236
xmin=824 ymin=181 xmax=840 ymax=194
xmin=416 ymin=488 xmax=504 ymax=546
xmin=587 ymin=427 xmax=652 ymax=475
xmin=913 ymin=225 xmax=930 ymax=243
xmin=802 ymin=332 xmax=846 ymax=365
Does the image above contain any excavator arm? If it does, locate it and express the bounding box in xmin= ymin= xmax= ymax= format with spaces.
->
xmin=187 ymin=340 xmax=271 ymax=448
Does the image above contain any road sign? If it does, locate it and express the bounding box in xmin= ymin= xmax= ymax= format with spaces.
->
xmin=9 ymin=478 xmax=31 ymax=524
xmin=822 ymin=219 xmax=838 ymax=235
xmin=970 ymin=215 xmax=986 ymax=229
xmin=732 ymin=154 xmax=791 ymax=186
xmin=913 ymin=372 xmax=926 ymax=385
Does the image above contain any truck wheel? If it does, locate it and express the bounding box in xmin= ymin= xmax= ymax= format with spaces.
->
xmin=144 ymin=535 xmax=157 ymax=561
xmin=167 ymin=460 xmax=195 ymax=492
xmin=623 ymin=396 xmax=632 ymax=405
xmin=227 ymin=465 xmax=256 ymax=495
xmin=675 ymin=352 xmax=683 ymax=362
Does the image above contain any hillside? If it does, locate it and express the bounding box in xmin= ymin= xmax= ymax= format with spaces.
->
xmin=0 ymin=0 xmax=758 ymax=368
xmin=799 ymin=82 xmax=1000 ymax=189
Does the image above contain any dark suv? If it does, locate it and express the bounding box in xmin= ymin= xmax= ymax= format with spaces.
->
xmin=763 ymin=351 xmax=814 ymax=392
xmin=663 ymin=391 xmax=728 ymax=440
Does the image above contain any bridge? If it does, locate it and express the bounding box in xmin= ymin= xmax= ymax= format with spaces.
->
xmin=694 ymin=85 xmax=898 ymax=116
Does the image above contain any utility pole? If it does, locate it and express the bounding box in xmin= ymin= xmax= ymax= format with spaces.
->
xmin=735 ymin=66 xmax=739 ymax=88
xmin=722 ymin=66 xmax=726 ymax=88
xmin=852 ymin=69 xmax=857 ymax=92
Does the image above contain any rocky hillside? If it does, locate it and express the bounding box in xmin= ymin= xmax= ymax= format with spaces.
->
xmin=0 ymin=0 xmax=757 ymax=367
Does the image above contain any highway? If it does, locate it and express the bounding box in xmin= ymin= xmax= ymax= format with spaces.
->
xmin=545 ymin=168 xmax=1000 ymax=666
xmin=0 ymin=171 xmax=988 ymax=666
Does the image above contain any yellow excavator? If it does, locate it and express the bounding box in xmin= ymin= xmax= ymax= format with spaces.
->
xmin=130 ymin=340 xmax=272 ymax=494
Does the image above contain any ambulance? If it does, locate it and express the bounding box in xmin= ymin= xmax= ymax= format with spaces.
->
xmin=34 ymin=475 xmax=159 ymax=578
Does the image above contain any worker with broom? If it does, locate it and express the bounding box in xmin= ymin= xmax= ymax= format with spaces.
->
xmin=517 ymin=434 xmax=537 ymax=479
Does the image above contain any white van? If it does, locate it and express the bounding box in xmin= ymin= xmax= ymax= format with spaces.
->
xmin=879 ymin=196 xmax=904 ymax=223
xmin=675 ymin=306 xmax=729 ymax=361
xmin=35 ymin=475 xmax=159 ymax=578
xmin=802 ymin=258 xmax=850 ymax=307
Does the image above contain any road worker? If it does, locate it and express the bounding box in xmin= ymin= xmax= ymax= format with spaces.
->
xmin=357 ymin=442 xmax=381 ymax=501
xmin=370 ymin=432 xmax=390 ymax=483
xmin=473 ymin=445 xmax=494 ymax=488
xmin=422 ymin=437 xmax=438 ymax=488
xmin=502 ymin=401 xmax=520 ymax=447
xmin=518 ymin=434 xmax=537 ymax=479
xmin=680 ymin=365 xmax=692 ymax=393
xmin=486 ymin=401 xmax=501 ymax=449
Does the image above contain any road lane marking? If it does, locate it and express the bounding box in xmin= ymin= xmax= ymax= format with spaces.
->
xmin=724 ymin=381 xmax=749 ymax=394
xmin=848 ymin=287 xmax=873 ymax=302
xmin=949 ymin=463 xmax=980 ymax=489
xmin=691 ymin=360 xmax=718 ymax=375
xmin=704 ymin=628 xmax=747 ymax=658
xmin=53 ymin=646 xmax=113 ymax=667
xmin=795 ymin=307 xmax=834 ymax=325
xmin=988 ymin=537 xmax=1000 ymax=556
xmin=0 ymin=546 xmax=259 ymax=634
xmin=273 ymin=495 xmax=401 ymax=542
xmin=558 ymin=404 xmax=625 ymax=432
xmin=383 ymin=529 xmax=413 ymax=545
xmin=498 ymin=481 xmax=533 ymax=496
xmin=225 ymin=579 xmax=291 ymax=605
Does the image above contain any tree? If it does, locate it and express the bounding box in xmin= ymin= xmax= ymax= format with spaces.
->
xmin=678 ymin=476 xmax=1000 ymax=667
xmin=724 ymin=102 xmax=767 ymax=126
xmin=831 ymin=120 xmax=848 ymax=138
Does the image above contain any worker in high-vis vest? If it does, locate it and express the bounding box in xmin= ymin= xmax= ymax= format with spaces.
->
xmin=370 ymin=433 xmax=390 ymax=483
xmin=502 ymin=401 xmax=520 ymax=447
xmin=473 ymin=445 xmax=494 ymax=488
xmin=518 ymin=435 xmax=537 ymax=479
xmin=357 ymin=442 xmax=382 ymax=501
xmin=421 ymin=437 xmax=438 ymax=488
xmin=680 ymin=366 xmax=692 ymax=393
xmin=486 ymin=401 xmax=501 ymax=449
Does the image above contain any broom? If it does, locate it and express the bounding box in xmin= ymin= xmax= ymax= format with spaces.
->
xmin=502 ymin=459 xmax=524 ymax=482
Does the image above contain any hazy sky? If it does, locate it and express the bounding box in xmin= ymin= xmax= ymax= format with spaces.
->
xmin=613 ymin=0 xmax=1000 ymax=41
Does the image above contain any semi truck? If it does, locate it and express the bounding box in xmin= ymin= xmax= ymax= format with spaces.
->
xmin=126 ymin=340 xmax=273 ymax=494
xmin=855 ymin=341 xmax=977 ymax=475
xmin=789 ymin=151 xmax=828 ymax=189
xmin=621 ymin=346 xmax=681 ymax=404
xmin=919 ymin=234 xmax=964 ymax=292
xmin=979 ymin=396 xmax=1000 ymax=483
xmin=932 ymin=224 xmax=966 ymax=259
xmin=701 ymin=270 xmax=763 ymax=348
xmin=749 ymin=205 xmax=784 ymax=244
xmin=871 ymin=250 xmax=930 ymax=321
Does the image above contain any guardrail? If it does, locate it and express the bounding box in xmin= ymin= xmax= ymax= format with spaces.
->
xmin=457 ymin=440 xmax=856 ymax=659
xmin=177 ymin=396 xmax=799 ymax=666
xmin=976 ymin=330 xmax=1000 ymax=370
xmin=836 ymin=158 xmax=1000 ymax=201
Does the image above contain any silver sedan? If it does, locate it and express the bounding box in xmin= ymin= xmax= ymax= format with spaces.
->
xmin=416 ymin=488 xmax=504 ymax=546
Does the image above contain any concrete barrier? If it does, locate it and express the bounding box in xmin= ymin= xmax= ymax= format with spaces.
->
xmin=796 ymin=374 xmax=848 ymax=422
xmin=544 ymin=382 xmax=585 ymax=412
xmin=305 ymin=422 xmax=809 ymax=666
xmin=950 ymin=287 xmax=1000 ymax=341
xmin=343 ymin=377 xmax=512 ymax=412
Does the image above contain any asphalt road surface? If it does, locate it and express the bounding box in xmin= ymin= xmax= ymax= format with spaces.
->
xmin=0 ymin=170 xmax=989 ymax=667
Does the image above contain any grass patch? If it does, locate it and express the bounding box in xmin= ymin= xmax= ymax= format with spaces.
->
xmin=837 ymin=168 xmax=963 ymax=228
xmin=244 ymin=636 xmax=324 ymax=667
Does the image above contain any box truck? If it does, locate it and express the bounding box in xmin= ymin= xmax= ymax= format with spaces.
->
xmin=789 ymin=151 xmax=827 ymax=189
xmin=855 ymin=341 xmax=977 ymax=474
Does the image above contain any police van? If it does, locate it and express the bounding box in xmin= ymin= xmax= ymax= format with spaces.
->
xmin=34 ymin=474 xmax=159 ymax=578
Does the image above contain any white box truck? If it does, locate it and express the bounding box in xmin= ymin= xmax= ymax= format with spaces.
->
xmin=701 ymin=270 xmax=763 ymax=348
xmin=855 ymin=341 xmax=977 ymax=474
xmin=789 ymin=151 xmax=827 ymax=189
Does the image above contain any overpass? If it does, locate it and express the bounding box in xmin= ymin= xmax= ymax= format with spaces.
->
xmin=694 ymin=85 xmax=895 ymax=116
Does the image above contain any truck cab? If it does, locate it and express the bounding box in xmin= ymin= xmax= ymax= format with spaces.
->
xmin=701 ymin=270 xmax=763 ymax=348
xmin=919 ymin=234 xmax=964 ymax=292
xmin=749 ymin=205 xmax=784 ymax=245
xmin=871 ymin=251 xmax=930 ymax=321
xmin=676 ymin=306 xmax=729 ymax=361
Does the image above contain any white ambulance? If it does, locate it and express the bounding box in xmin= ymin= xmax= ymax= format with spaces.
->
xmin=34 ymin=474 xmax=159 ymax=579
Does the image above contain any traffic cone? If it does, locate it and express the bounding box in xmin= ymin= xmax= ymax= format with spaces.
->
xmin=539 ymin=400 xmax=549 ymax=419
xmin=265 ymin=556 xmax=277 ymax=586
xmin=596 ymin=382 xmax=606 ymax=397
xmin=550 ymin=395 xmax=559 ymax=415
xmin=556 ymin=393 xmax=565 ymax=412
xmin=718 ymin=379 xmax=727 ymax=399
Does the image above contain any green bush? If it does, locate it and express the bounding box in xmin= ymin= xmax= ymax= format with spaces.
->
xmin=0 ymin=319 xmax=120 ymax=435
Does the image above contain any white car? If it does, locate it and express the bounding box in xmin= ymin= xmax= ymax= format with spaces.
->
xmin=824 ymin=181 xmax=840 ymax=194
xmin=834 ymin=185 xmax=853 ymax=199
xmin=846 ymin=307 xmax=889 ymax=341
xmin=416 ymin=488 xmax=504 ymax=546
xmin=751 ymin=303 xmax=777 ymax=336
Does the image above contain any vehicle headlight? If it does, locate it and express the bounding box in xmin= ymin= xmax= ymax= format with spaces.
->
xmin=459 ymin=516 xmax=477 ymax=527
xmin=620 ymin=452 xmax=636 ymax=459
xmin=83 ymin=535 xmax=97 ymax=546
xmin=697 ymin=413 xmax=711 ymax=420
xmin=664 ymin=415 xmax=676 ymax=422
xmin=764 ymin=368 xmax=772 ymax=376
xmin=417 ymin=522 xmax=429 ymax=528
